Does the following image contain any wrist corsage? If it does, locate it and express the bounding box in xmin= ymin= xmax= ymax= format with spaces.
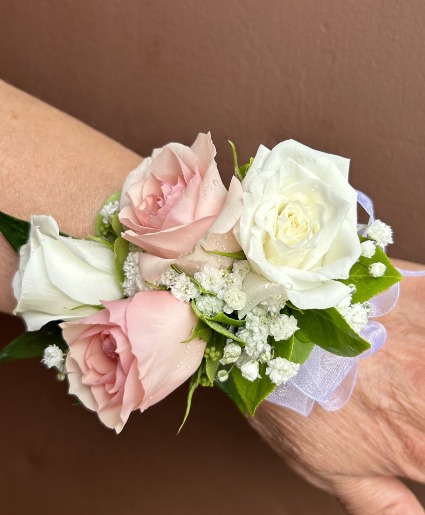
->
xmin=0 ymin=134 xmax=407 ymax=432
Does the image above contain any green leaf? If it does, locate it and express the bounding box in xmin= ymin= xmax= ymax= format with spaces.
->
xmin=239 ymin=159 xmax=253 ymax=177
xmin=69 ymin=304 xmax=103 ymax=311
xmin=205 ymin=358 xmax=220 ymax=385
xmin=0 ymin=321 xmax=67 ymax=363
xmin=145 ymin=281 xmax=168 ymax=291
xmin=191 ymin=301 xmax=246 ymax=344
xmin=293 ymin=328 xmax=310 ymax=343
xmin=206 ymin=312 xmax=245 ymax=327
xmin=341 ymin=242 xmax=402 ymax=303
xmin=182 ymin=318 xmax=212 ymax=343
xmin=292 ymin=308 xmax=370 ymax=357
xmin=272 ymin=335 xmax=294 ymax=360
xmin=110 ymin=212 xmax=123 ymax=238
xmin=203 ymin=319 xmax=245 ymax=344
xmin=215 ymin=369 xmax=247 ymax=415
xmin=290 ymin=336 xmax=315 ymax=364
xmin=0 ymin=210 xmax=30 ymax=252
xmin=114 ymin=237 xmax=129 ymax=286
xmin=271 ymin=333 xmax=314 ymax=364
xmin=178 ymin=365 xmax=203 ymax=432
xmin=228 ymin=140 xmax=252 ymax=181
xmin=86 ymin=235 xmax=114 ymax=249
xmin=232 ymin=365 xmax=276 ymax=416
xmin=204 ymin=249 xmax=247 ymax=260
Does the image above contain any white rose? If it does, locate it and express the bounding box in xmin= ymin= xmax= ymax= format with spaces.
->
xmin=13 ymin=215 xmax=122 ymax=330
xmin=235 ymin=140 xmax=361 ymax=310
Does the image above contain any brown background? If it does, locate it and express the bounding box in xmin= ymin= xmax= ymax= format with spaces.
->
xmin=1 ymin=1 xmax=424 ymax=514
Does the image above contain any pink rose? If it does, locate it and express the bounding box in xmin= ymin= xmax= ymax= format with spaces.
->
xmin=119 ymin=133 xmax=243 ymax=280
xmin=61 ymin=291 xmax=205 ymax=433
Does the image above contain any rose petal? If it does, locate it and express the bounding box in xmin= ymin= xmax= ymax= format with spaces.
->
xmin=138 ymin=253 xmax=176 ymax=282
xmin=120 ymin=157 xmax=152 ymax=209
xmin=126 ymin=291 xmax=205 ymax=412
xmin=123 ymin=215 xmax=217 ymax=259
xmin=288 ymin=280 xmax=352 ymax=309
xmin=190 ymin=132 xmax=217 ymax=173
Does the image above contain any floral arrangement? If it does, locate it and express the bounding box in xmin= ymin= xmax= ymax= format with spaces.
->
xmin=0 ymin=134 xmax=402 ymax=433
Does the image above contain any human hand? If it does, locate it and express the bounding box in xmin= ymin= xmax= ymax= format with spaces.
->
xmin=249 ymin=259 xmax=425 ymax=514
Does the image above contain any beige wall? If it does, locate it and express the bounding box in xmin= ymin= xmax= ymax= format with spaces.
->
xmin=1 ymin=1 xmax=424 ymax=513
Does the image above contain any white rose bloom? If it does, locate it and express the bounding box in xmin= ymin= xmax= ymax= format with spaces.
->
xmin=234 ymin=140 xmax=361 ymax=310
xmin=13 ymin=215 xmax=122 ymax=331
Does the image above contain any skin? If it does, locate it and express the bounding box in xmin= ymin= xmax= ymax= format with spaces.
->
xmin=1 ymin=80 xmax=424 ymax=514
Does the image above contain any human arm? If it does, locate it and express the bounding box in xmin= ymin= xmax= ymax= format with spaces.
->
xmin=0 ymin=80 xmax=141 ymax=313
xmin=2 ymin=81 xmax=424 ymax=515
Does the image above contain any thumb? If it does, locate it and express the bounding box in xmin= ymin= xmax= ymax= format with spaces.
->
xmin=336 ymin=475 xmax=424 ymax=515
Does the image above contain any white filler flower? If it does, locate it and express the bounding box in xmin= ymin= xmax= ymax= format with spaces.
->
xmin=13 ymin=216 xmax=122 ymax=331
xmin=170 ymin=273 xmax=200 ymax=303
xmin=269 ymin=314 xmax=298 ymax=341
xmin=339 ymin=302 xmax=369 ymax=333
xmin=369 ymin=262 xmax=386 ymax=278
xmin=235 ymin=140 xmax=361 ymax=311
xmin=360 ymin=240 xmax=376 ymax=258
xmin=240 ymin=359 xmax=260 ymax=382
xmin=122 ymin=252 xmax=151 ymax=297
xmin=217 ymin=370 xmax=229 ymax=382
xmin=42 ymin=345 xmax=65 ymax=370
xmin=220 ymin=342 xmax=242 ymax=364
xmin=196 ymin=294 xmax=225 ymax=317
xmin=99 ymin=200 xmax=119 ymax=224
xmin=266 ymin=357 xmax=300 ymax=385
xmin=365 ymin=220 xmax=393 ymax=248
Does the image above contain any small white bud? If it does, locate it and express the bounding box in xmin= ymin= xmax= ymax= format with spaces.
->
xmin=369 ymin=262 xmax=386 ymax=278
xmin=217 ymin=370 xmax=229 ymax=382
xmin=266 ymin=357 xmax=300 ymax=386
xmin=222 ymin=287 xmax=246 ymax=311
xmin=360 ymin=240 xmax=376 ymax=258
xmin=220 ymin=342 xmax=242 ymax=364
xmin=246 ymin=341 xmax=272 ymax=363
xmin=338 ymin=302 xmax=369 ymax=333
xmin=240 ymin=360 xmax=260 ymax=382
xmin=42 ymin=345 xmax=65 ymax=370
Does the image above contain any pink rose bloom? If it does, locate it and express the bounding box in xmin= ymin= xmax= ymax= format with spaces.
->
xmin=61 ymin=291 xmax=205 ymax=433
xmin=119 ymin=133 xmax=243 ymax=280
